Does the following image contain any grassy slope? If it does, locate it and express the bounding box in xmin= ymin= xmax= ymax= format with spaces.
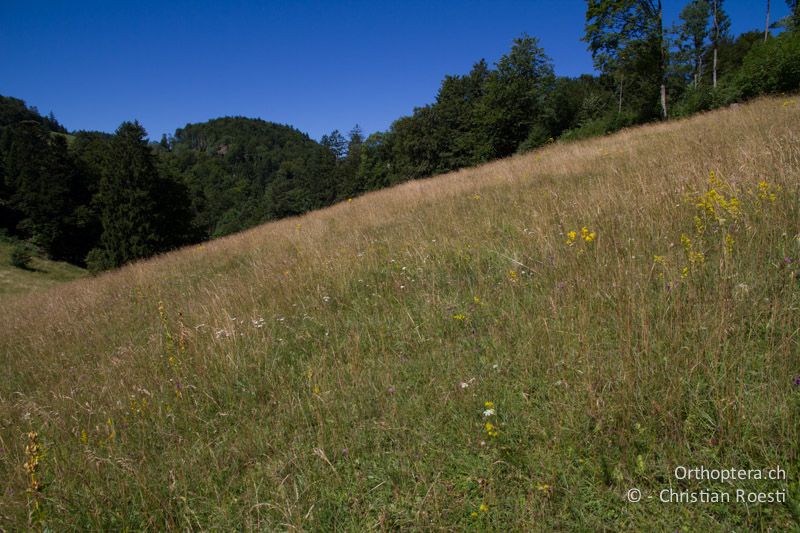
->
xmin=0 ymin=241 xmax=87 ymax=297
xmin=1 ymin=97 xmax=799 ymax=530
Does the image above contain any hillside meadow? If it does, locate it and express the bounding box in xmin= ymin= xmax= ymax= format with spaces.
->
xmin=1 ymin=96 xmax=799 ymax=530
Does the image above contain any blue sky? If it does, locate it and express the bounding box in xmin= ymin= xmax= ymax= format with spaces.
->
xmin=1 ymin=1 xmax=790 ymax=141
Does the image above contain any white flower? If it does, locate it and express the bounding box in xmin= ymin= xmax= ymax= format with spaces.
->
xmin=460 ymin=381 xmax=469 ymax=389
xmin=483 ymin=409 xmax=495 ymax=417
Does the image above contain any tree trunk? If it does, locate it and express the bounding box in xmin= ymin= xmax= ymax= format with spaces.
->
xmin=713 ymin=48 xmax=717 ymax=88
xmin=697 ymin=56 xmax=703 ymax=88
xmin=658 ymin=0 xmax=667 ymax=118
xmin=765 ymin=0 xmax=771 ymax=42
xmin=618 ymin=76 xmax=623 ymax=114
xmin=713 ymin=0 xmax=718 ymax=88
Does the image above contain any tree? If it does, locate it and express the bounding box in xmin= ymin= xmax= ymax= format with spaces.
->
xmin=710 ymin=0 xmax=731 ymax=87
xmin=89 ymin=121 xmax=195 ymax=271
xmin=320 ymin=130 xmax=347 ymax=160
xmin=787 ymin=0 xmax=799 ymax=29
xmin=676 ymin=0 xmax=711 ymax=87
xmin=1 ymin=122 xmax=91 ymax=261
xmin=477 ymin=35 xmax=555 ymax=157
xmin=585 ymin=0 xmax=668 ymax=119
xmin=765 ymin=0 xmax=771 ymax=41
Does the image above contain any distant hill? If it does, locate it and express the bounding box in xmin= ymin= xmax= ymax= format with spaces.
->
xmin=164 ymin=117 xmax=337 ymax=237
xmin=0 ymin=95 xmax=67 ymax=133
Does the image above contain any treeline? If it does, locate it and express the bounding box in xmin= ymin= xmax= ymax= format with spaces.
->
xmin=1 ymin=0 xmax=798 ymax=272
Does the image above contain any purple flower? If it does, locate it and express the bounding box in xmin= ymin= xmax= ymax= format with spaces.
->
xmin=387 ymin=386 xmax=396 ymax=395
xmin=793 ymin=375 xmax=800 ymax=387
xmin=784 ymin=257 xmax=794 ymax=264
xmin=341 ymin=447 xmax=349 ymax=457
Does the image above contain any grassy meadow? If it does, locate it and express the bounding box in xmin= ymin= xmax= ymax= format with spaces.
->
xmin=0 ymin=241 xmax=87 ymax=297
xmin=1 ymin=96 xmax=799 ymax=530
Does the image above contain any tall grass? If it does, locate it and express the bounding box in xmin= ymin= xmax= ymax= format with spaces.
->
xmin=1 ymin=96 xmax=799 ymax=530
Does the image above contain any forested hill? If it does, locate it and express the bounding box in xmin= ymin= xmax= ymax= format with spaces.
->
xmin=163 ymin=118 xmax=337 ymax=237
xmin=0 ymin=95 xmax=67 ymax=133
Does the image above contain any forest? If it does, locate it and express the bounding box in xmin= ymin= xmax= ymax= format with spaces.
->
xmin=1 ymin=0 xmax=798 ymax=273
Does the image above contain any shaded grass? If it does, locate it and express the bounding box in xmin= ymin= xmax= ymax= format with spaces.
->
xmin=0 ymin=241 xmax=87 ymax=297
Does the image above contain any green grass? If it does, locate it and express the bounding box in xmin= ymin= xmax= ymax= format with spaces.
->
xmin=0 ymin=240 xmax=87 ymax=297
xmin=1 ymin=96 xmax=799 ymax=530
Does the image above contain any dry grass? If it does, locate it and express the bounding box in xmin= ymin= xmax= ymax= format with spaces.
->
xmin=1 ymin=96 xmax=799 ymax=530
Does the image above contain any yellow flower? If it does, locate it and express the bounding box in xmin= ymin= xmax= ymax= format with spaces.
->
xmin=471 ymin=511 xmax=478 ymax=518
xmin=484 ymin=401 xmax=494 ymax=408
xmin=566 ymin=231 xmax=577 ymax=246
xmin=452 ymin=314 xmax=466 ymax=321
xmin=479 ymin=503 xmax=489 ymax=512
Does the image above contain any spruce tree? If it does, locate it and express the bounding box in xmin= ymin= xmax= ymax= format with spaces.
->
xmin=89 ymin=121 xmax=194 ymax=271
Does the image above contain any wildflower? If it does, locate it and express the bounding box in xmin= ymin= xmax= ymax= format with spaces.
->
xmin=484 ymin=401 xmax=494 ymax=409
xmin=460 ymin=381 xmax=470 ymax=389
xmin=537 ymin=484 xmax=551 ymax=493
xmin=471 ymin=511 xmax=479 ymax=518
xmin=793 ymin=376 xmax=800 ymax=387
xmin=757 ymin=181 xmax=777 ymax=202
xmin=724 ymin=234 xmax=735 ymax=255
xmin=508 ymin=270 xmax=518 ymax=281
xmin=452 ymin=314 xmax=466 ymax=321
xmin=472 ymin=194 xmax=481 ymax=200
xmin=387 ymin=386 xmax=396 ymax=395
xmin=473 ymin=296 xmax=481 ymax=304
xmin=341 ymin=447 xmax=349 ymax=457
xmin=347 ymin=198 xmax=353 ymax=203
xmin=580 ymin=227 xmax=596 ymax=242
xmin=483 ymin=409 xmax=495 ymax=417
xmin=23 ymin=431 xmax=42 ymax=490
xmin=566 ymin=231 xmax=577 ymax=246
xmin=479 ymin=503 xmax=489 ymax=512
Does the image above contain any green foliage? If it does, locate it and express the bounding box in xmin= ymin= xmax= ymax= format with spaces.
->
xmin=90 ymin=121 xmax=196 ymax=270
xmin=0 ymin=95 xmax=66 ymax=133
xmin=584 ymin=0 xmax=666 ymax=121
xmin=9 ymin=242 xmax=32 ymax=269
xmin=732 ymin=30 xmax=800 ymax=98
xmin=165 ymin=117 xmax=336 ymax=237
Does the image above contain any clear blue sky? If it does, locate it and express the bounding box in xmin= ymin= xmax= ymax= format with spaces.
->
xmin=1 ymin=0 xmax=789 ymax=141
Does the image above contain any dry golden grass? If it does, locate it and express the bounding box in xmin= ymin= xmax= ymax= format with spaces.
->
xmin=1 ymin=96 xmax=799 ymax=530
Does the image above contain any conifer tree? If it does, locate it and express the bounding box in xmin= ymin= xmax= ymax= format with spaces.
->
xmin=88 ymin=121 xmax=194 ymax=271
